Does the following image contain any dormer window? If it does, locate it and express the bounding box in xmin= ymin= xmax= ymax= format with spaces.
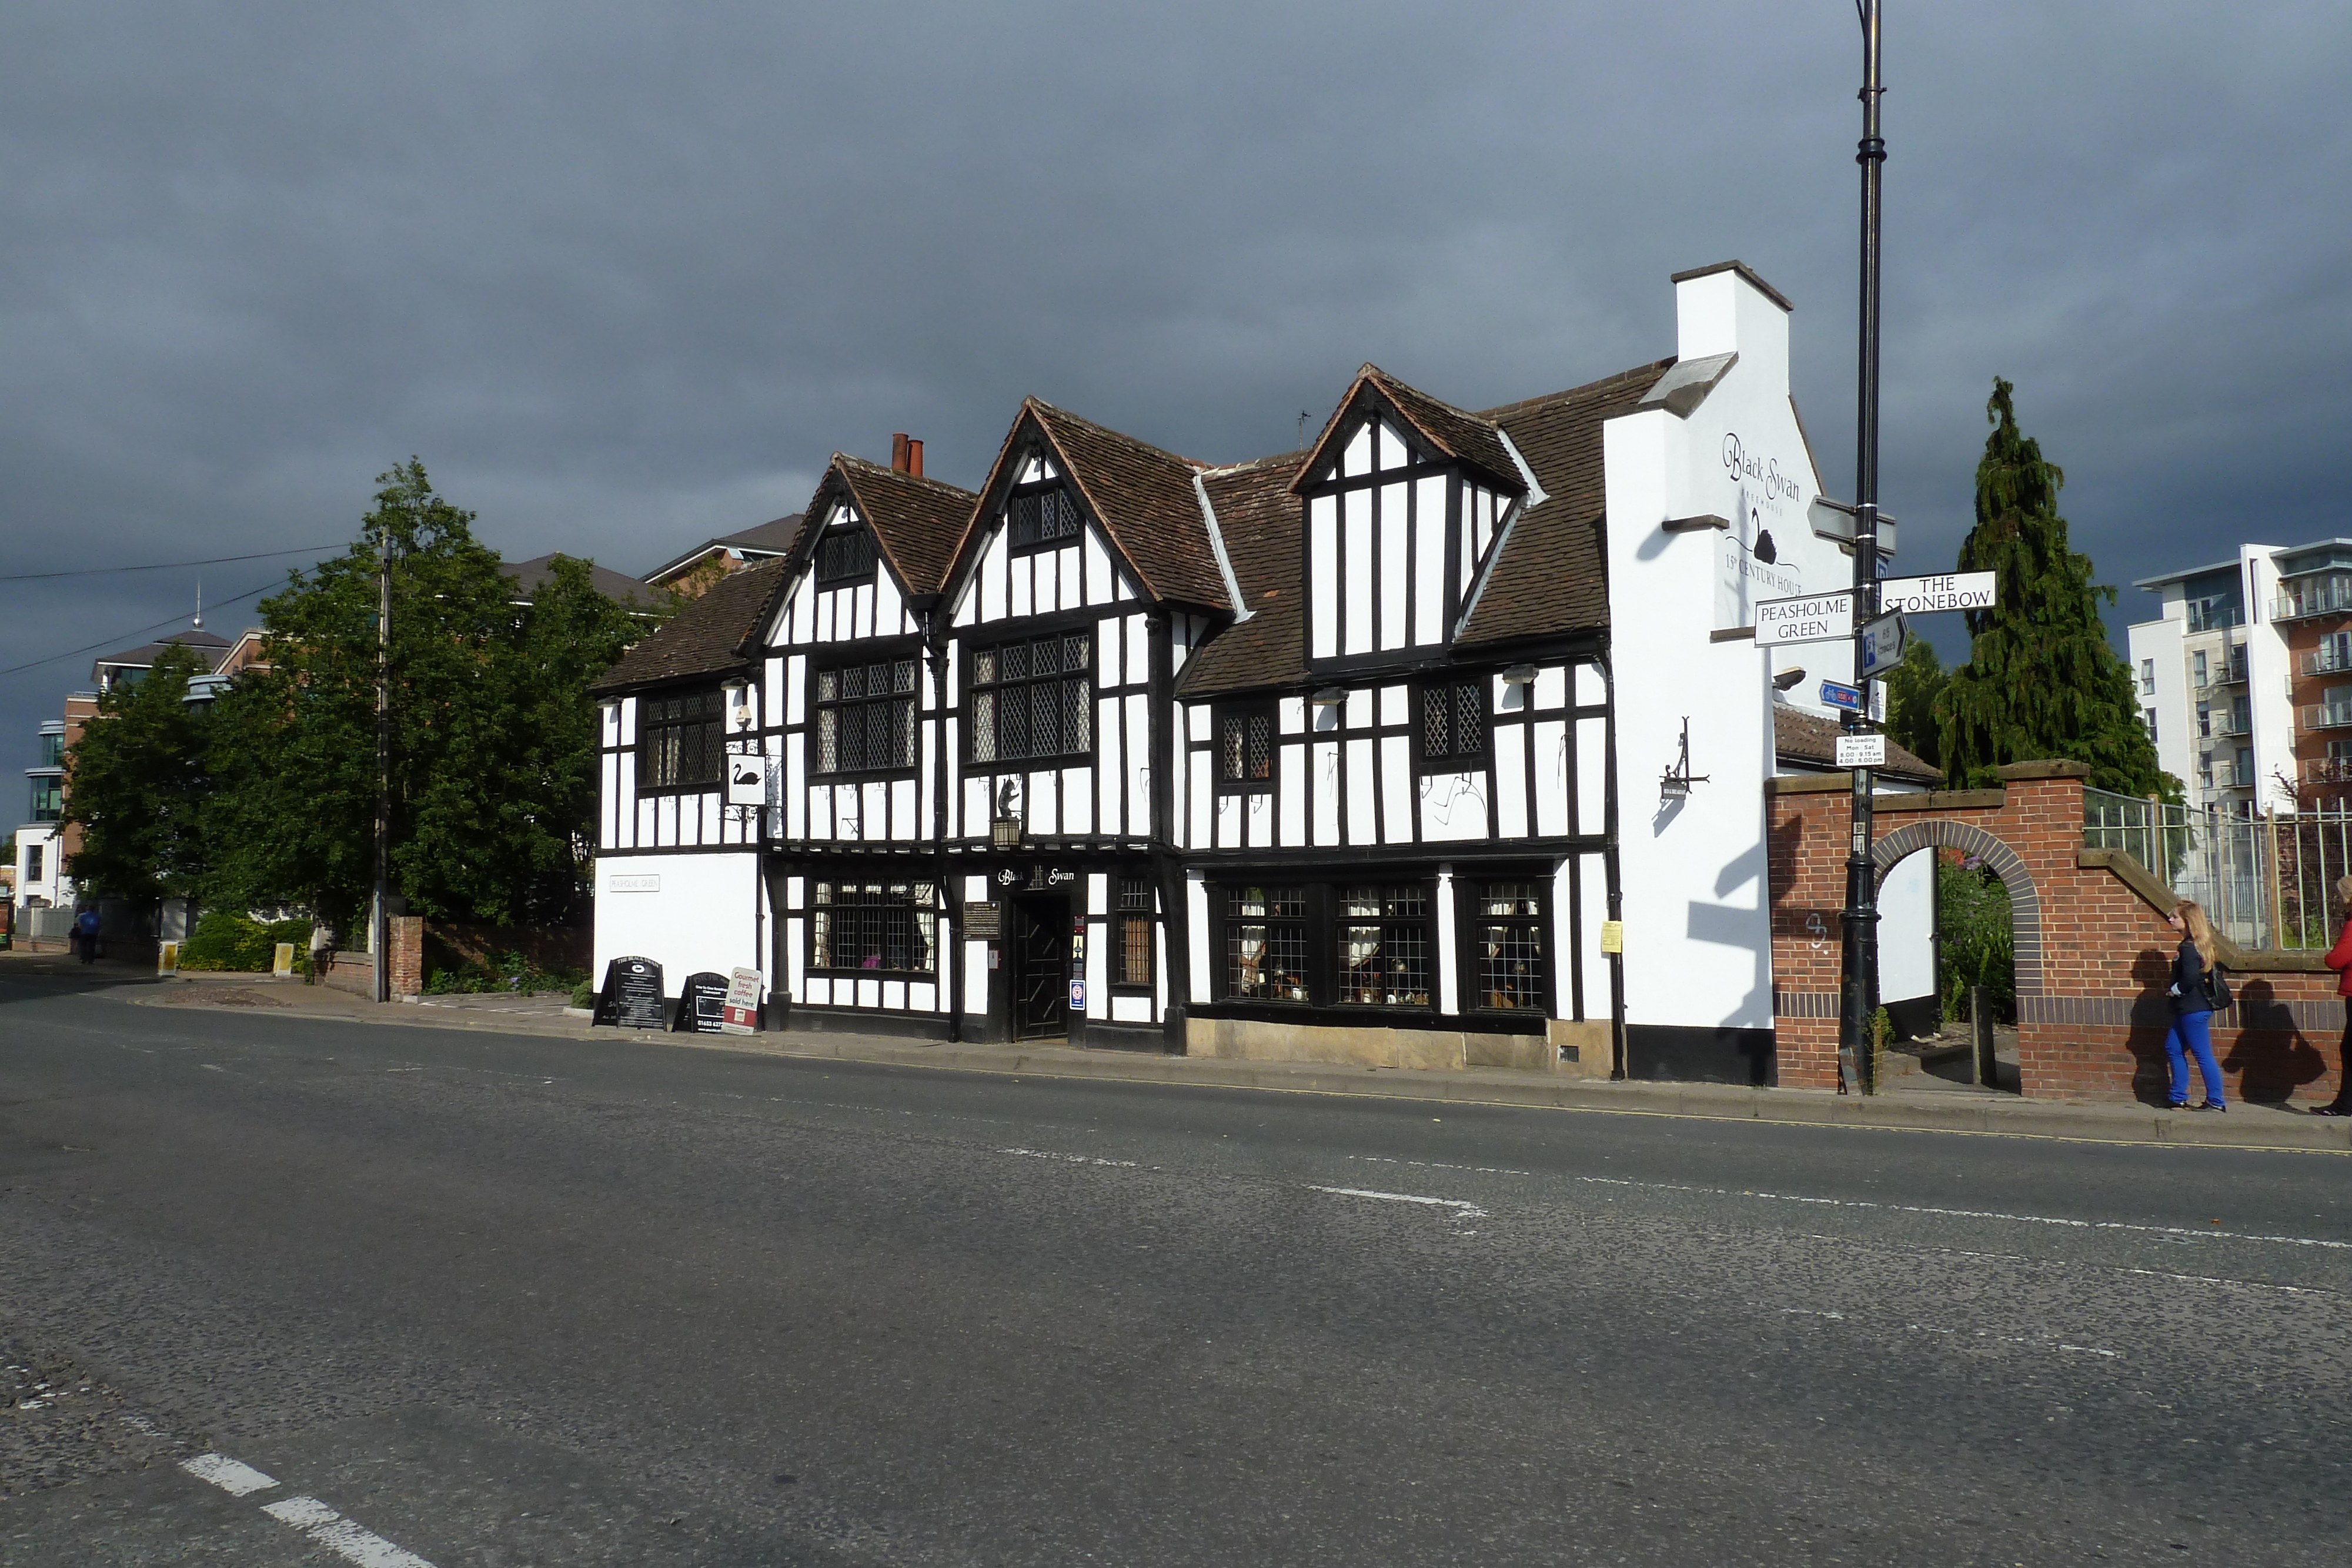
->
xmin=1007 ymin=483 xmax=1083 ymax=551
xmin=817 ymin=527 xmax=875 ymax=584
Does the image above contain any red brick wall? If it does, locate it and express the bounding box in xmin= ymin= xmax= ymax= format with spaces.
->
xmin=1768 ymin=763 xmax=2348 ymax=1104
xmin=390 ymin=915 xmax=423 ymax=999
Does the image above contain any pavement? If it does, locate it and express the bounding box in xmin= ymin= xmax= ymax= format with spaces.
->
xmin=5 ymin=967 xmax=2351 ymax=1565
xmin=14 ymin=950 xmax=2347 ymax=1155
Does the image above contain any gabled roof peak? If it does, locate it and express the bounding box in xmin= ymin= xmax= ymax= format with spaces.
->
xmin=1295 ymin=365 xmax=1521 ymax=494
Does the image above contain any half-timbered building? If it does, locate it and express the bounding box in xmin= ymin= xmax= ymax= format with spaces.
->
xmin=590 ymin=260 xmax=1926 ymax=1084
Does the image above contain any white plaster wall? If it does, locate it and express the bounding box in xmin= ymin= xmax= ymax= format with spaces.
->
xmin=593 ymin=851 xmax=763 ymax=1000
xmin=1879 ymin=848 xmax=1936 ymax=1006
xmin=2128 ymin=608 xmax=2190 ymax=791
xmin=2241 ymin=544 xmax=2297 ymax=810
xmin=1604 ymin=266 xmax=1850 ymax=1035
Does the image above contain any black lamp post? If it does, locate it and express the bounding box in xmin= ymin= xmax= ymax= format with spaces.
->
xmin=1838 ymin=0 xmax=1887 ymax=1092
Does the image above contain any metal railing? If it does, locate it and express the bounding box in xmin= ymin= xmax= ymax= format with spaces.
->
xmin=2274 ymin=574 xmax=2352 ymax=622
xmin=2086 ymin=788 xmax=2352 ymax=950
xmin=2208 ymin=709 xmax=2251 ymax=737
xmin=2306 ymin=759 xmax=2352 ymax=785
xmin=2304 ymin=703 xmax=2352 ymax=731
xmin=2301 ymin=645 xmax=2352 ymax=678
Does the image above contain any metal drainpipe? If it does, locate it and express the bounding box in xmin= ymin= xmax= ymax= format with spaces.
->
xmin=927 ymin=608 xmax=961 ymax=1042
xmin=1601 ymin=651 xmax=1628 ymax=1079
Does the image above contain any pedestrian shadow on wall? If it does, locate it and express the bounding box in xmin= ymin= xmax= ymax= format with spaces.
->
xmin=2219 ymin=978 xmax=2327 ymax=1105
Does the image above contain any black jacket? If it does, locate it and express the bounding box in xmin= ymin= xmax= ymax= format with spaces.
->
xmin=2172 ymin=939 xmax=2213 ymax=1016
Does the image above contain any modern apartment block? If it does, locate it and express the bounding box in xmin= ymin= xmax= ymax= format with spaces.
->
xmin=2130 ymin=539 xmax=2352 ymax=813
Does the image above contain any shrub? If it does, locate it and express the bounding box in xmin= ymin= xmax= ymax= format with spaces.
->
xmin=181 ymin=913 xmax=312 ymax=972
xmin=1938 ymin=860 xmax=2014 ymax=1022
xmin=423 ymin=947 xmax=584 ymax=996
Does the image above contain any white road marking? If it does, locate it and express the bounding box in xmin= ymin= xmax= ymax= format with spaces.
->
xmin=1307 ymin=1185 xmax=1488 ymax=1219
xmin=262 ymin=1496 xmax=439 ymax=1567
xmin=1565 ymin=1174 xmax=2352 ymax=1252
xmin=180 ymin=1452 xmax=278 ymax=1496
xmin=1001 ymin=1146 xmax=1141 ymax=1168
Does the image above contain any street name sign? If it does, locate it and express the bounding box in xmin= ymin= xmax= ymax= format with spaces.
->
xmin=1820 ymin=679 xmax=1865 ymax=713
xmin=1835 ymin=733 xmax=1888 ymax=768
xmin=1754 ymin=590 xmax=1855 ymax=647
xmin=1876 ymin=571 xmax=1995 ymax=616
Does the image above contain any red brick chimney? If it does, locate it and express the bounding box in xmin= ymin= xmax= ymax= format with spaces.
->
xmin=906 ymin=438 xmax=924 ymax=478
xmin=890 ymin=433 xmax=911 ymax=472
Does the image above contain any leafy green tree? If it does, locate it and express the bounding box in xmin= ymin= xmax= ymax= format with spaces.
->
xmin=1882 ymin=637 xmax=1946 ymax=774
xmin=59 ymin=641 xmax=215 ymax=904
xmin=208 ymin=460 xmax=646 ymax=932
xmin=1936 ymin=379 xmax=2173 ymax=796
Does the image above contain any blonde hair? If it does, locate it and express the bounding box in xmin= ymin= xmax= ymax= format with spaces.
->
xmin=2337 ymin=874 xmax=2352 ymax=914
xmin=2174 ymin=900 xmax=2216 ymax=968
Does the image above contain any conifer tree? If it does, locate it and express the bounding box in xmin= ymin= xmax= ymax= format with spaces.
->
xmin=1936 ymin=379 xmax=2173 ymax=797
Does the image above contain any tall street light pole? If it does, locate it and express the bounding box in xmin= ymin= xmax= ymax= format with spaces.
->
xmin=373 ymin=530 xmax=392 ymax=1004
xmin=1838 ymin=0 xmax=1887 ymax=1092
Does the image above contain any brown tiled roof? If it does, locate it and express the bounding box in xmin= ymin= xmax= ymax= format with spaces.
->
xmin=827 ymin=454 xmax=977 ymax=596
xmin=953 ymin=399 xmax=1228 ymax=610
xmin=502 ymin=553 xmax=662 ymax=607
xmin=1772 ymin=705 xmax=1940 ymax=785
xmin=1293 ymin=366 xmax=1521 ymax=495
xmin=643 ymin=514 xmax=805 ymax=584
xmin=588 ymin=557 xmax=788 ymax=695
xmin=1455 ymin=359 xmax=1676 ymax=650
xmin=1171 ymin=450 xmax=1309 ymax=699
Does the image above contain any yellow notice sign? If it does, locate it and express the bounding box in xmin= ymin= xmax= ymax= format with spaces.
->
xmin=157 ymin=941 xmax=179 ymax=977
xmin=1598 ymin=921 xmax=1625 ymax=956
xmin=272 ymin=942 xmax=296 ymax=979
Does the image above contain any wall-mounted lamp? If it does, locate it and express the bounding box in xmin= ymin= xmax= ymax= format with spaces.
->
xmin=1772 ymin=667 xmax=1806 ymax=691
xmin=1660 ymin=718 xmax=1709 ymax=802
xmin=723 ymin=679 xmax=753 ymax=730
xmin=1501 ymin=664 xmax=1536 ymax=686
xmin=1309 ymin=687 xmax=1347 ymax=707
xmin=992 ymin=816 xmax=1024 ymax=850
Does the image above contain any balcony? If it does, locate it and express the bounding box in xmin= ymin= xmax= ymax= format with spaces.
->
xmin=2207 ymin=710 xmax=2252 ymax=737
xmin=2306 ymin=759 xmax=2352 ymax=785
xmin=2196 ymin=657 xmax=2249 ymax=690
xmin=2301 ymin=702 xmax=2352 ymax=731
xmin=2274 ymin=573 xmax=2352 ymax=622
xmin=2303 ymin=645 xmax=2352 ymax=678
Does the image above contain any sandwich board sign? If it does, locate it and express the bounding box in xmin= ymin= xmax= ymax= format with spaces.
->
xmin=721 ymin=967 xmax=762 ymax=1034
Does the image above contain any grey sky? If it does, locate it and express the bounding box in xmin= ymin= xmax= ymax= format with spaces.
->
xmin=6 ymin=2 xmax=2349 ymax=779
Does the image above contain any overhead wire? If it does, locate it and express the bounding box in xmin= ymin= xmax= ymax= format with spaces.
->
xmin=0 ymin=577 xmax=285 ymax=680
xmin=0 ymin=544 xmax=340 ymax=583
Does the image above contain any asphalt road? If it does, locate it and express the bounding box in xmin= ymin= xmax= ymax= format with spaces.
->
xmin=4 ymin=972 xmax=2350 ymax=1566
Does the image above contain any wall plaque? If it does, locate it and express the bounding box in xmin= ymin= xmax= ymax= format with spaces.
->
xmin=963 ymin=902 xmax=1002 ymax=940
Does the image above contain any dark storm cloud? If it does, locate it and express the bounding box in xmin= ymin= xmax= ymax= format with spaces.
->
xmin=5 ymin=2 xmax=2350 ymax=764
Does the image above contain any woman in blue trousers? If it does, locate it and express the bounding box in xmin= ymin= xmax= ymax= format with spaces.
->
xmin=2165 ymin=900 xmax=2227 ymax=1112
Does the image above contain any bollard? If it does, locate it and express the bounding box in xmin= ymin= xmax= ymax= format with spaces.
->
xmin=1970 ymin=985 xmax=1997 ymax=1089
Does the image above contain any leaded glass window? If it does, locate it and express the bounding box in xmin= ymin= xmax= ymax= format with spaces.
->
xmin=1224 ymin=886 xmax=1307 ymax=1002
xmin=1335 ymin=885 xmax=1431 ymax=1007
xmin=816 ymin=527 xmax=875 ymax=584
xmin=637 ymin=690 xmax=723 ymax=790
xmin=1419 ymin=680 xmax=1486 ymax=767
xmin=1474 ymin=882 xmax=1546 ymax=1011
xmin=1217 ymin=704 xmax=1274 ymax=792
xmin=1118 ymin=877 xmax=1152 ymax=988
xmin=1008 ymin=485 xmax=1084 ymax=549
xmin=809 ymin=881 xmax=937 ymax=975
xmin=969 ymin=631 xmax=1091 ymax=764
xmin=814 ymin=657 xmax=918 ymax=774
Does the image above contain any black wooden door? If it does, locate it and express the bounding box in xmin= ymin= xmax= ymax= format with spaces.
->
xmin=1015 ymin=897 xmax=1068 ymax=1039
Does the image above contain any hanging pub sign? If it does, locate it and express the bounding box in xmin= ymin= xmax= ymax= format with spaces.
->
xmin=964 ymin=902 xmax=1003 ymax=940
xmin=720 ymin=967 xmax=761 ymax=1034
xmin=596 ymin=956 xmax=665 ymax=1029
xmin=725 ymin=754 xmax=768 ymax=808
xmin=675 ymin=971 xmax=730 ymax=1033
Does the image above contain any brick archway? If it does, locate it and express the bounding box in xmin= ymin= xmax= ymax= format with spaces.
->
xmin=1871 ymin=819 xmax=2042 ymax=1004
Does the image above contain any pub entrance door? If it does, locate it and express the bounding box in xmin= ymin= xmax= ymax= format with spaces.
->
xmin=1014 ymin=895 xmax=1070 ymax=1040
